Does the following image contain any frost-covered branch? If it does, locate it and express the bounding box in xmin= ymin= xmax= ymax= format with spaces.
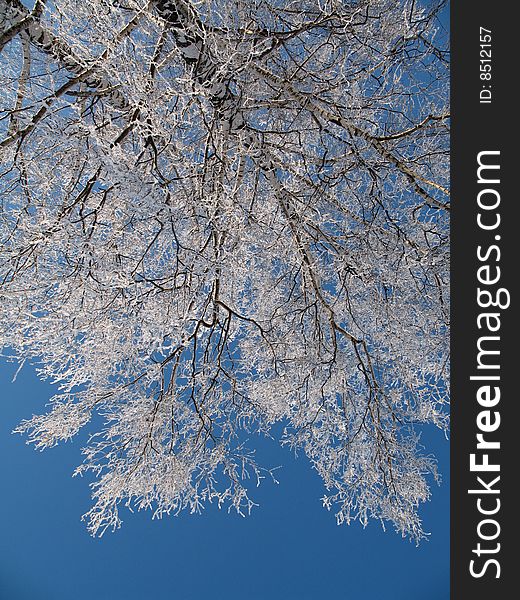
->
xmin=0 ymin=0 xmax=449 ymax=541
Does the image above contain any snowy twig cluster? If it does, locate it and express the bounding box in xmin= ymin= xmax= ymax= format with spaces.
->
xmin=0 ymin=0 xmax=449 ymax=539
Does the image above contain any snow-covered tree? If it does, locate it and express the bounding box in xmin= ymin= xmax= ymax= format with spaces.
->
xmin=0 ymin=0 xmax=449 ymax=539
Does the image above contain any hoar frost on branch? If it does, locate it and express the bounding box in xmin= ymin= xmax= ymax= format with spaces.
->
xmin=0 ymin=0 xmax=449 ymax=540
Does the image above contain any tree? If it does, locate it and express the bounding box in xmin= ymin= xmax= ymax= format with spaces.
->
xmin=0 ymin=0 xmax=449 ymax=540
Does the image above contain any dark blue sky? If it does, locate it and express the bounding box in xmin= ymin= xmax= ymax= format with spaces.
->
xmin=0 ymin=362 xmax=448 ymax=600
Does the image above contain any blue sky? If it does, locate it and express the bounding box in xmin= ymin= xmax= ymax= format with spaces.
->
xmin=2 ymin=3 xmax=450 ymax=599
xmin=0 ymin=361 xmax=448 ymax=600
